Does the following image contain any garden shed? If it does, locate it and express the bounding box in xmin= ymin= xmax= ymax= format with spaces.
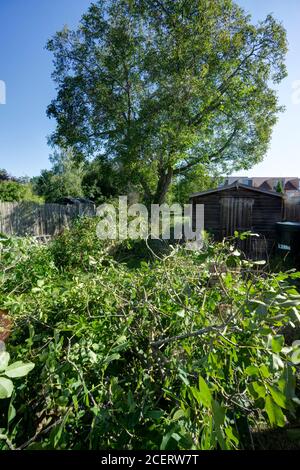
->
xmin=190 ymin=183 xmax=284 ymax=255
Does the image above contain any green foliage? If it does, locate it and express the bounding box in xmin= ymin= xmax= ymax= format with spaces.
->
xmin=49 ymin=217 xmax=111 ymax=271
xmin=0 ymin=236 xmax=57 ymax=295
xmin=0 ymin=178 xmax=43 ymax=203
xmin=47 ymin=0 xmax=287 ymax=203
xmin=82 ymin=158 xmax=128 ymax=205
xmin=0 ymin=225 xmax=299 ymax=450
xmin=0 ymin=350 xmax=34 ymax=399
xmin=170 ymin=165 xmax=222 ymax=204
xmin=0 ymin=181 xmax=26 ymax=202
xmin=0 ymin=346 xmax=34 ymax=449
xmin=276 ymin=180 xmax=284 ymax=194
xmin=21 ymin=183 xmax=44 ymax=203
xmin=33 ymin=148 xmax=84 ymax=203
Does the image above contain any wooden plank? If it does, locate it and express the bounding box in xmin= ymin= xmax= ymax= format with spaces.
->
xmin=0 ymin=202 xmax=96 ymax=236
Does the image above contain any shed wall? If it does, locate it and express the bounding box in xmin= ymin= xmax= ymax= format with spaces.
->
xmin=191 ymin=187 xmax=283 ymax=251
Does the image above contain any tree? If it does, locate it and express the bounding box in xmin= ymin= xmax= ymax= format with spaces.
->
xmin=275 ymin=180 xmax=284 ymax=194
xmin=82 ymin=157 xmax=128 ymax=204
xmin=0 ymin=169 xmax=18 ymax=183
xmin=0 ymin=181 xmax=26 ymax=202
xmin=0 ymin=170 xmax=44 ymax=203
xmin=47 ymin=0 xmax=287 ymax=204
xmin=170 ymin=165 xmax=222 ymax=205
xmin=33 ymin=148 xmax=85 ymax=202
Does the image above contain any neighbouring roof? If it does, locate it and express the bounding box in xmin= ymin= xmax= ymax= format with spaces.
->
xmin=259 ymin=181 xmax=273 ymax=191
xmin=223 ymin=176 xmax=300 ymax=192
xmin=285 ymin=179 xmax=299 ymax=191
xmin=190 ymin=183 xmax=284 ymax=199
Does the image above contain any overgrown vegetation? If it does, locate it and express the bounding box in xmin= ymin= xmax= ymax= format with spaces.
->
xmin=0 ymin=169 xmax=43 ymax=203
xmin=0 ymin=0 xmax=295 ymax=452
xmin=0 ymin=221 xmax=299 ymax=450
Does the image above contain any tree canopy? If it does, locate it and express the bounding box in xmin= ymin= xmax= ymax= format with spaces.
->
xmin=33 ymin=149 xmax=85 ymax=203
xmin=47 ymin=0 xmax=287 ymax=203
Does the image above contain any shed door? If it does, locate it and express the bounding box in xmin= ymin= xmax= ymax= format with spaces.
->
xmin=220 ymin=197 xmax=254 ymax=238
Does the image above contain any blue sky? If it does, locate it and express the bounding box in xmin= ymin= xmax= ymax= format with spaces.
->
xmin=0 ymin=0 xmax=299 ymax=178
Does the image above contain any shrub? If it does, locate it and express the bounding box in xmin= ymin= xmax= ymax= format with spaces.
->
xmin=0 ymin=235 xmax=299 ymax=450
xmin=50 ymin=217 xmax=113 ymax=271
xmin=0 ymin=181 xmax=26 ymax=202
xmin=0 ymin=236 xmax=57 ymax=295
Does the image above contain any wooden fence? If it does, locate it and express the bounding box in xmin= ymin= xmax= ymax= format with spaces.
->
xmin=1 ymin=196 xmax=299 ymax=239
xmin=284 ymin=196 xmax=300 ymax=222
xmin=0 ymin=202 xmax=96 ymax=237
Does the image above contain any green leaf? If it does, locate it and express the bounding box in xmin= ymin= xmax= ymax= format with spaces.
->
xmin=252 ymin=381 xmax=266 ymax=398
xmin=0 ymin=377 xmax=13 ymax=399
xmin=278 ymin=366 xmax=296 ymax=400
xmin=172 ymin=409 xmax=185 ymax=421
xmin=87 ymin=350 xmax=98 ymax=364
xmin=190 ymin=386 xmax=201 ymax=405
xmin=271 ymin=335 xmax=284 ymax=353
xmin=198 ymin=376 xmax=212 ymax=408
xmin=50 ymin=422 xmax=64 ymax=448
xmin=212 ymin=399 xmax=225 ymax=427
xmin=0 ymin=352 xmax=10 ymax=372
xmin=225 ymin=426 xmax=239 ymax=446
xmin=37 ymin=279 xmax=45 ymax=288
xmin=5 ymin=361 xmax=35 ymax=378
xmin=267 ymin=385 xmax=287 ymax=409
xmin=171 ymin=432 xmax=181 ymax=442
xmin=291 ymin=348 xmax=300 ymax=365
xmin=175 ymin=310 xmax=185 ymax=318
xmin=178 ymin=368 xmax=190 ymax=386
xmin=292 ymin=307 xmax=300 ymax=324
xmin=147 ymin=410 xmax=164 ymax=420
xmin=8 ymin=403 xmax=16 ymax=423
xmin=264 ymin=396 xmax=286 ymax=427
xmin=115 ymin=335 xmax=127 ymax=344
xmin=273 ymin=354 xmax=284 ymax=370
xmin=232 ymin=250 xmax=241 ymax=257
xmin=245 ymin=365 xmax=259 ymax=376
xmin=260 ymin=364 xmax=270 ymax=378
xmin=103 ymin=353 xmax=120 ymax=365
xmin=160 ymin=430 xmax=173 ymax=450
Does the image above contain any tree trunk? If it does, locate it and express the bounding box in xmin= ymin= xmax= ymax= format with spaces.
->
xmin=153 ymin=167 xmax=173 ymax=205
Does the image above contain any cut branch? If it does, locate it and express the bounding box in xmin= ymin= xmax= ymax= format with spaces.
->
xmin=150 ymin=324 xmax=227 ymax=348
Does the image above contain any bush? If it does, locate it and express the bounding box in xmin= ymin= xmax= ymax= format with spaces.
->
xmin=0 ymin=236 xmax=57 ymax=295
xmin=0 ymin=233 xmax=300 ymax=450
xmin=0 ymin=181 xmax=43 ymax=203
xmin=0 ymin=181 xmax=26 ymax=202
xmin=50 ymin=217 xmax=112 ymax=271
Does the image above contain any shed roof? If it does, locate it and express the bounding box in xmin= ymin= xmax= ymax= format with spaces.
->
xmin=190 ymin=182 xmax=284 ymax=199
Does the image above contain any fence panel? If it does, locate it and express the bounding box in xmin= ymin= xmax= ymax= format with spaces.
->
xmin=0 ymin=202 xmax=96 ymax=236
xmin=284 ymin=197 xmax=300 ymax=222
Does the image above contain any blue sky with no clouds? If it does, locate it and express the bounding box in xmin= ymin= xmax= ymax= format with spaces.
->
xmin=0 ymin=0 xmax=299 ymax=178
